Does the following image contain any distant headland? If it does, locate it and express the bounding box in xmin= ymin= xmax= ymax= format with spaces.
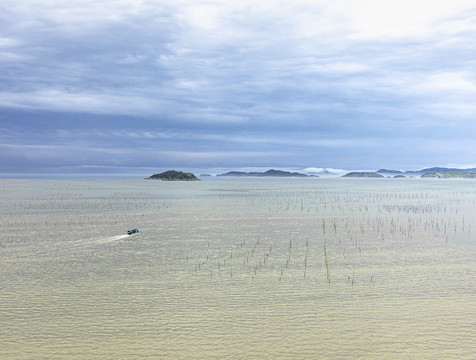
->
xmin=217 ymin=169 xmax=315 ymax=177
xmin=342 ymin=167 xmax=476 ymax=178
xmin=421 ymin=172 xmax=476 ymax=179
xmin=146 ymin=170 xmax=199 ymax=181
xmin=342 ymin=172 xmax=384 ymax=178
xmin=219 ymin=166 xmax=476 ymax=179
xmin=377 ymin=167 xmax=476 ymax=177
xmin=144 ymin=167 xmax=476 ymax=181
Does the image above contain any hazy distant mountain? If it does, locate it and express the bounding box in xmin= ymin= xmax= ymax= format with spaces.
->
xmin=217 ymin=169 xmax=313 ymax=177
xmin=377 ymin=169 xmax=404 ymax=174
xmin=421 ymin=172 xmax=476 ymax=179
xmin=420 ymin=167 xmax=476 ymax=173
xmin=377 ymin=167 xmax=476 ymax=176
xmin=342 ymin=172 xmax=384 ymax=178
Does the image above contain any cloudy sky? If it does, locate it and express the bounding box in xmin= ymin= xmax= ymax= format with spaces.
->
xmin=2 ymin=0 xmax=476 ymax=175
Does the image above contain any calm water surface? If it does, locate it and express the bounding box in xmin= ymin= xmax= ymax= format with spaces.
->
xmin=0 ymin=178 xmax=475 ymax=359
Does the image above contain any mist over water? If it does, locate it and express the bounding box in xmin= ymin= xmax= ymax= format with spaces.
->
xmin=1 ymin=178 xmax=475 ymax=359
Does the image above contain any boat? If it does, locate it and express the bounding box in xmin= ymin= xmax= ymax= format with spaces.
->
xmin=127 ymin=229 xmax=140 ymax=236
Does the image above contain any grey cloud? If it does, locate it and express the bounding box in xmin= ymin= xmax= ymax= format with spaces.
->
xmin=2 ymin=1 xmax=476 ymax=172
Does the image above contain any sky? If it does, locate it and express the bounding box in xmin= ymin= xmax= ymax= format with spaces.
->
xmin=1 ymin=0 xmax=476 ymax=175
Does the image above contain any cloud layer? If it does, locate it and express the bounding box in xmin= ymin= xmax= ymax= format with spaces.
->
xmin=2 ymin=0 xmax=476 ymax=173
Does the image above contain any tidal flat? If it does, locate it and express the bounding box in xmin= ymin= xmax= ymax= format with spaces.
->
xmin=0 ymin=177 xmax=475 ymax=359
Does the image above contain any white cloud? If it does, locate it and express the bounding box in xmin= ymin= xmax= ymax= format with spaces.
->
xmin=415 ymin=72 xmax=476 ymax=93
xmin=336 ymin=0 xmax=476 ymax=40
xmin=303 ymin=167 xmax=348 ymax=175
xmin=181 ymin=4 xmax=224 ymax=31
xmin=0 ymin=143 xmax=58 ymax=150
xmin=423 ymin=101 xmax=476 ymax=119
xmin=0 ymin=37 xmax=19 ymax=47
xmin=159 ymin=150 xmax=286 ymax=161
xmin=0 ymin=88 xmax=173 ymax=115
xmin=305 ymin=62 xmax=371 ymax=75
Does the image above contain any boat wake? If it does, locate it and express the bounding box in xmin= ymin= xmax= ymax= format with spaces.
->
xmin=95 ymin=234 xmax=130 ymax=244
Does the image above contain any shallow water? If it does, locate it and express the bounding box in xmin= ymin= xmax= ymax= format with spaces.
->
xmin=0 ymin=178 xmax=475 ymax=359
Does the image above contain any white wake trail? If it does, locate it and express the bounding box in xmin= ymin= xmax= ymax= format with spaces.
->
xmin=95 ymin=234 xmax=130 ymax=244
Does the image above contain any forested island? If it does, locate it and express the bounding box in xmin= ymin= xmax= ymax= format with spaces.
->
xmin=146 ymin=170 xmax=199 ymax=181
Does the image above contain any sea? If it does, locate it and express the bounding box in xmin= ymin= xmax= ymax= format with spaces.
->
xmin=0 ymin=177 xmax=475 ymax=359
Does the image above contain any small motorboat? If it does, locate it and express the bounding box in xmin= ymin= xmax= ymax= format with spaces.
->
xmin=127 ymin=229 xmax=140 ymax=236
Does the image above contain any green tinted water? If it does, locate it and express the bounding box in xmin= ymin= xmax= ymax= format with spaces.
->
xmin=1 ymin=178 xmax=475 ymax=359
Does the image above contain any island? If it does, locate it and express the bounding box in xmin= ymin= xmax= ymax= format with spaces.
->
xmin=421 ymin=172 xmax=476 ymax=179
xmin=342 ymin=172 xmax=384 ymax=178
xmin=378 ymin=166 xmax=476 ymax=177
xmin=217 ymin=169 xmax=314 ymax=177
xmin=146 ymin=170 xmax=199 ymax=181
